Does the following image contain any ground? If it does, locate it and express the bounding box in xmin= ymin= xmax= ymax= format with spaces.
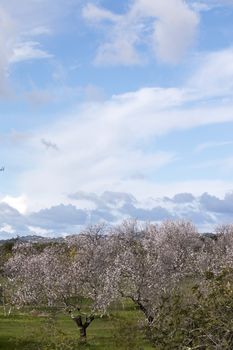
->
xmin=0 ymin=302 xmax=154 ymax=350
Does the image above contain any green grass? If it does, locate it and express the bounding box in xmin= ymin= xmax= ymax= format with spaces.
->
xmin=0 ymin=302 xmax=155 ymax=350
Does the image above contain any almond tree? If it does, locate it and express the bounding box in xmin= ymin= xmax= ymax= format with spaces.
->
xmin=194 ymin=223 xmax=233 ymax=296
xmin=7 ymin=219 xmax=233 ymax=343
xmin=65 ymin=225 xmax=120 ymax=339
xmin=112 ymin=220 xmax=200 ymax=324
xmin=5 ymin=225 xmax=118 ymax=341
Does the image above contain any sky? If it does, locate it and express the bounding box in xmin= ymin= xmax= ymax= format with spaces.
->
xmin=1 ymin=0 xmax=233 ymax=238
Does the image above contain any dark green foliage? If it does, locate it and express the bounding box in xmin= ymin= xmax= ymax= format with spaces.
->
xmin=0 ymin=241 xmax=16 ymax=307
xmin=0 ymin=240 xmax=16 ymax=273
xmin=148 ymin=269 xmax=233 ymax=350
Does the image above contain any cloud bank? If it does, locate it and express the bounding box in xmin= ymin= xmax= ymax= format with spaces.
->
xmin=1 ymin=190 xmax=233 ymax=239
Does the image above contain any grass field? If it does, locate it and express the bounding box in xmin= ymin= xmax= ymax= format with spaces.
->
xmin=0 ymin=302 xmax=155 ymax=350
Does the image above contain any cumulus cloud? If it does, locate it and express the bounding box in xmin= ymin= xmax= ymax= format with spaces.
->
xmin=200 ymin=192 xmax=233 ymax=214
xmin=0 ymin=202 xmax=28 ymax=236
xmin=83 ymin=0 xmax=199 ymax=65
xmin=2 ymin=190 xmax=233 ymax=239
xmin=29 ymin=191 xmax=219 ymax=232
xmin=69 ymin=191 xmax=137 ymax=211
xmin=120 ymin=202 xmax=173 ymax=221
xmin=29 ymin=204 xmax=88 ymax=230
xmin=171 ymin=193 xmax=195 ymax=203
xmin=2 ymin=195 xmax=28 ymax=214
xmin=136 ymin=0 xmax=199 ymax=63
xmin=0 ymin=223 xmax=14 ymax=233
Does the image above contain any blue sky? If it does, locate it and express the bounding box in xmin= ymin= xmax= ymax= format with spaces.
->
xmin=1 ymin=0 xmax=233 ymax=237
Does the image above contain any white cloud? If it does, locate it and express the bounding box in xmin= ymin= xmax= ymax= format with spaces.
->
xmin=95 ymin=37 xmax=142 ymax=66
xmin=189 ymin=48 xmax=233 ymax=97
xmin=190 ymin=0 xmax=233 ymax=11
xmin=83 ymin=3 xmax=143 ymax=65
xmin=27 ymin=26 xmax=52 ymax=36
xmin=16 ymin=97 xmax=233 ymax=211
xmin=83 ymin=0 xmax=199 ymax=65
xmin=195 ymin=141 xmax=233 ymax=153
xmin=134 ymin=0 xmax=199 ymax=63
xmin=190 ymin=2 xmax=212 ymax=12
xmin=0 ymin=0 xmax=73 ymax=94
xmin=2 ymin=190 xmax=233 ymax=238
xmin=3 ymin=45 xmax=233 ymax=213
xmin=0 ymin=224 xmax=15 ymax=234
xmin=82 ymin=3 xmax=120 ymax=23
xmin=0 ymin=6 xmax=16 ymax=93
xmin=192 ymin=157 xmax=233 ymax=173
xmin=28 ymin=226 xmax=53 ymax=237
xmin=10 ymin=41 xmax=52 ymax=63
xmin=2 ymin=195 xmax=28 ymax=214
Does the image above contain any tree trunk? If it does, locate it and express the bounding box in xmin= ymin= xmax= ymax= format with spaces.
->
xmin=133 ymin=298 xmax=154 ymax=324
xmin=70 ymin=313 xmax=94 ymax=341
xmin=2 ymin=289 xmax=12 ymax=317
xmin=79 ymin=325 xmax=87 ymax=340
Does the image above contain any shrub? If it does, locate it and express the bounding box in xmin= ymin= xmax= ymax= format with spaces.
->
xmin=148 ymin=270 xmax=233 ymax=350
